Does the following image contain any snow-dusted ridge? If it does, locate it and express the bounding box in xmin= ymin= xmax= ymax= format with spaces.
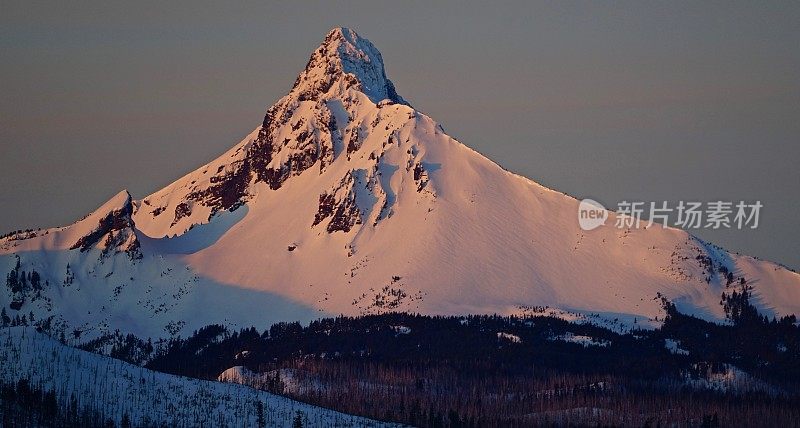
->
xmin=1 ymin=27 xmax=800 ymax=340
xmin=0 ymin=327 xmax=394 ymax=426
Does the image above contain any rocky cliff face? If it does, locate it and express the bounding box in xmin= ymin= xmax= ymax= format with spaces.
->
xmin=137 ymin=28 xmax=413 ymax=237
xmin=71 ymin=191 xmax=141 ymax=260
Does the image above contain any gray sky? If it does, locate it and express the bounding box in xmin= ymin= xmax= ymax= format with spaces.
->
xmin=1 ymin=1 xmax=798 ymax=268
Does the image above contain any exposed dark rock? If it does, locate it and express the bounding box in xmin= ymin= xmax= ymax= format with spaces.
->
xmin=413 ymin=163 xmax=429 ymax=192
xmin=72 ymin=196 xmax=135 ymax=252
xmin=327 ymin=196 xmax=361 ymax=233
xmin=318 ymin=108 xmax=338 ymax=173
xmin=248 ymin=127 xmax=276 ymax=186
xmin=102 ymin=230 xmax=142 ymax=261
xmin=319 ymin=144 xmax=331 ymax=173
xmin=313 ymin=193 xmax=337 ymax=227
xmin=186 ymin=159 xmax=251 ymax=217
xmin=347 ymin=126 xmax=363 ymax=156
xmin=413 ymin=163 xmax=424 ymax=181
xmin=172 ymin=202 xmax=192 ymax=226
xmin=313 ymin=171 xmax=363 ymax=233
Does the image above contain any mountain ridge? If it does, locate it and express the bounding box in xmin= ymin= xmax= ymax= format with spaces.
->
xmin=0 ymin=326 xmax=394 ymax=426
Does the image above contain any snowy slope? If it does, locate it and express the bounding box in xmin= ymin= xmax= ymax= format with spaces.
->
xmin=1 ymin=27 xmax=799 ymax=340
xmin=218 ymin=366 xmax=317 ymax=397
xmin=0 ymin=327 xmax=394 ymax=427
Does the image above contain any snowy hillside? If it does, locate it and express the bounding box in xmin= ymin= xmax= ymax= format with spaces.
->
xmin=0 ymin=327 xmax=394 ymax=427
xmin=1 ymin=27 xmax=799 ymax=340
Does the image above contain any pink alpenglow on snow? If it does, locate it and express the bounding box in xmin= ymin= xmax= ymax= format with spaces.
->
xmin=1 ymin=28 xmax=799 ymax=340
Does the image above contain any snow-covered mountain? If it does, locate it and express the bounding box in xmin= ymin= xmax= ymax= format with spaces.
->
xmin=2 ymin=27 xmax=799 ymax=340
xmin=0 ymin=327 xmax=394 ymax=427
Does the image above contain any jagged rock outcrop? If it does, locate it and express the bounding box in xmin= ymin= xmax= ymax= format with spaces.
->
xmin=134 ymin=28 xmax=423 ymax=237
xmin=71 ymin=190 xmax=141 ymax=260
xmin=137 ymin=28 xmax=415 ymax=235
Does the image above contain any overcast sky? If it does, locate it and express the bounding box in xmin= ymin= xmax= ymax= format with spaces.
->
xmin=1 ymin=1 xmax=798 ymax=268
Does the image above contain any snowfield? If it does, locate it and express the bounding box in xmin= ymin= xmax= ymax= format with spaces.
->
xmin=0 ymin=327 xmax=396 ymax=427
xmin=1 ymin=27 xmax=799 ymax=342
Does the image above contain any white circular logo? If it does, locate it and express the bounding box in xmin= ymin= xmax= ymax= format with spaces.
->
xmin=578 ymin=198 xmax=608 ymax=231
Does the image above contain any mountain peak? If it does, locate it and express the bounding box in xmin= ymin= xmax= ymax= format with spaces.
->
xmin=6 ymin=24 xmax=800 ymax=346
xmin=289 ymin=27 xmax=406 ymax=105
xmin=70 ymin=189 xmax=140 ymax=259
xmin=85 ymin=189 xmax=133 ymax=222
